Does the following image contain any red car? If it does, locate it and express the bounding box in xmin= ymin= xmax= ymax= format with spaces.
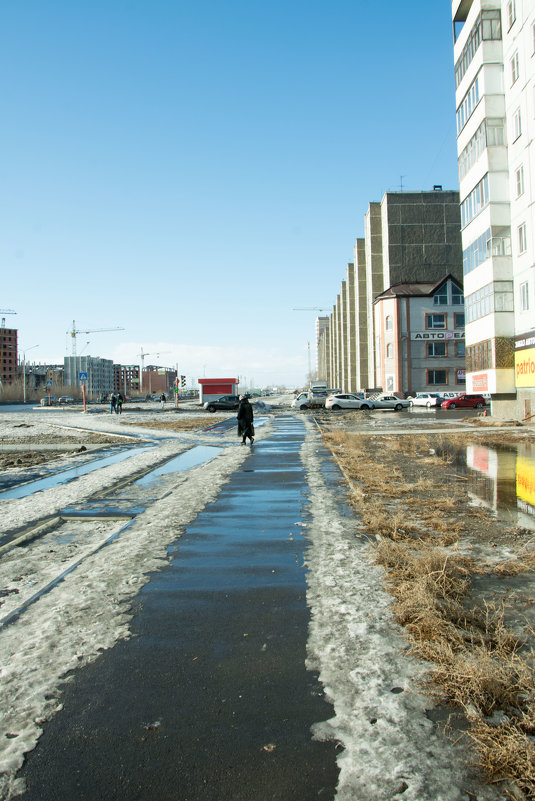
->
xmin=441 ymin=393 xmax=487 ymax=409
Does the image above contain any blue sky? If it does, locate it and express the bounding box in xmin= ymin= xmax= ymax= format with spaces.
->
xmin=1 ymin=0 xmax=459 ymax=388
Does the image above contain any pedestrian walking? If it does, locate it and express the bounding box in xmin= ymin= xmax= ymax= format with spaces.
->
xmin=160 ymin=393 xmax=166 ymax=408
xmin=117 ymin=393 xmax=123 ymax=414
xmin=110 ymin=394 xmax=117 ymax=414
xmin=237 ymin=395 xmax=254 ymax=445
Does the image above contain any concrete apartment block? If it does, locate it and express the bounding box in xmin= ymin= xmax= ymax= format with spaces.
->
xmin=452 ymin=0 xmax=535 ymax=418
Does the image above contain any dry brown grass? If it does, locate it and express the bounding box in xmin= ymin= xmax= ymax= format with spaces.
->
xmin=321 ymin=425 xmax=535 ymax=797
xmin=123 ymin=417 xmax=219 ymax=432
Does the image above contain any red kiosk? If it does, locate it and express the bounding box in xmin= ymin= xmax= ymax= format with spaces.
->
xmin=198 ymin=378 xmax=239 ymax=404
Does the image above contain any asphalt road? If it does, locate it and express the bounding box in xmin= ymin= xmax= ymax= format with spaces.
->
xmin=17 ymin=415 xmax=339 ymax=801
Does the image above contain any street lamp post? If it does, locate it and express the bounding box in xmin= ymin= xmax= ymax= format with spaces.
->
xmin=22 ymin=345 xmax=39 ymax=404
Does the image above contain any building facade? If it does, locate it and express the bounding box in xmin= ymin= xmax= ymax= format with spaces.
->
xmin=0 ymin=325 xmax=18 ymax=386
xmin=320 ymin=189 xmax=463 ymax=394
xmin=64 ymin=356 xmax=114 ymax=399
xmin=452 ymin=0 xmax=535 ymax=418
xmin=114 ymin=364 xmax=140 ymax=396
xmin=373 ymin=276 xmax=466 ymax=395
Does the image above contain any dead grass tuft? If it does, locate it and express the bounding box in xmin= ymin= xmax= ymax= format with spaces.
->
xmin=320 ymin=423 xmax=535 ymax=797
xmin=123 ymin=417 xmax=219 ymax=432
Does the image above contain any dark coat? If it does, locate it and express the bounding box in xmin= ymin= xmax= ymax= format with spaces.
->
xmin=237 ymin=398 xmax=254 ymax=437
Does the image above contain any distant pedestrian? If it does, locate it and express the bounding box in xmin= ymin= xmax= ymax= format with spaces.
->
xmin=160 ymin=393 xmax=166 ymax=408
xmin=110 ymin=394 xmax=117 ymax=414
xmin=237 ymin=395 xmax=254 ymax=445
xmin=117 ymin=393 xmax=123 ymax=414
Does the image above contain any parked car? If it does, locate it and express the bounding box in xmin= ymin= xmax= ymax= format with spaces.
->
xmin=407 ymin=392 xmax=442 ymax=408
xmin=371 ymin=394 xmax=411 ymax=411
xmin=441 ymin=393 xmax=487 ymax=409
xmin=58 ymin=396 xmax=75 ymax=404
xmin=292 ymin=391 xmax=328 ymax=410
xmin=203 ymin=395 xmax=241 ymax=412
xmin=325 ymin=393 xmax=375 ymax=411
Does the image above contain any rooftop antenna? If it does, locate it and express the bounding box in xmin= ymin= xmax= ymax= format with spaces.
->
xmin=400 ymin=175 xmax=405 ymax=192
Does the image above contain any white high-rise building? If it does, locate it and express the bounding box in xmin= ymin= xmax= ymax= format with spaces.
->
xmin=452 ymin=0 xmax=535 ymax=418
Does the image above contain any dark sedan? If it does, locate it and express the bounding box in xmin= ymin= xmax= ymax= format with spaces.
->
xmin=203 ymin=395 xmax=241 ymax=412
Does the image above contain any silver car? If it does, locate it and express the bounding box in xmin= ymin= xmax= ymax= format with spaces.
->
xmin=408 ymin=392 xmax=441 ymax=408
xmin=325 ymin=393 xmax=375 ymax=411
xmin=371 ymin=394 xmax=411 ymax=411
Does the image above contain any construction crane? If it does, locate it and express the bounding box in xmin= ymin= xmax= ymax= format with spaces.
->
xmin=137 ymin=346 xmax=170 ymax=393
xmin=68 ymin=320 xmax=125 ymax=356
xmin=0 ymin=309 xmax=16 ymax=328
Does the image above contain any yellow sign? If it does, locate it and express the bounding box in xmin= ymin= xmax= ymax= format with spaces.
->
xmin=515 ymin=346 xmax=535 ymax=388
xmin=517 ymin=456 xmax=535 ymax=508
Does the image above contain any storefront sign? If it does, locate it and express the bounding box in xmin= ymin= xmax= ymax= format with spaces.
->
xmin=515 ymin=330 xmax=535 ymax=388
xmin=472 ymin=373 xmax=489 ymax=391
xmin=410 ymin=331 xmax=465 ymax=340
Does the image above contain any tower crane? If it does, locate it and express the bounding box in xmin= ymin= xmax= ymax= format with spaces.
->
xmin=0 ymin=309 xmax=16 ymax=328
xmin=137 ymin=346 xmax=170 ymax=393
xmin=292 ymin=307 xmax=330 ymax=313
xmin=68 ymin=320 xmax=125 ymax=356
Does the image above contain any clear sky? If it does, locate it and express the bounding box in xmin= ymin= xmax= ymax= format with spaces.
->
xmin=1 ymin=0 xmax=459 ymax=388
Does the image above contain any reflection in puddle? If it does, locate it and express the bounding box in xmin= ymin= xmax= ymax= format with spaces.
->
xmin=135 ymin=445 xmax=222 ymax=486
xmin=456 ymin=442 xmax=535 ymax=531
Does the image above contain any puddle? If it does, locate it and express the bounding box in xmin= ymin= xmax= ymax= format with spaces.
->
xmin=0 ymin=445 xmax=154 ymax=500
xmin=135 ymin=445 xmax=222 ymax=486
xmin=445 ymin=441 xmax=535 ymax=532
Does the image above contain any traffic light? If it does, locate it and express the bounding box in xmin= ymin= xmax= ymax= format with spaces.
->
xmin=181 ymin=375 xmax=186 ymax=387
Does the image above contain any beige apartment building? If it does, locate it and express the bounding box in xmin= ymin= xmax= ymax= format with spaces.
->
xmin=319 ymin=189 xmax=464 ymax=394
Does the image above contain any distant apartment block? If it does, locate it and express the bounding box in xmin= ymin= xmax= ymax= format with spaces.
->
xmin=452 ymin=0 xmax=535 ymax=418
xmin=64 ymin=356 xmax=114 ymax=398
xmin=114 ymin=364 xmax=140 ymax=395
xmin=0 ymin=326 xmax=18 ymax=385
xmin=320 ymin=189 xmax=464 ymax=394
xmin=142 ymin=366 xmax=177 ymax=395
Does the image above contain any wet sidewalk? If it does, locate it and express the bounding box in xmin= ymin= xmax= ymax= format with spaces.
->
xmin=18 ymin=415 xmax=339 ymax=801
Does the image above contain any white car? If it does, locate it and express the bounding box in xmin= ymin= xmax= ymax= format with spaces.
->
xmin=325 ymin=393 xmax=375 ymax=411
xmin=371 ymin=394 xmax=411 ymax=411
xmin=408 ymin=392 xmax=442 ymax=408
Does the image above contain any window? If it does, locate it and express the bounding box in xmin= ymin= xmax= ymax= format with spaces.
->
xmin=507 ymin=1 xmax=516 ymax=30
xmin=385 ymin=315 xmax=393 ymax=330
xmin=521 ymin=281 xmax=530 ymax=311
xmin=519 ymin=223 xmax=527 ymax=253
xmin=433 ymin=284 xmax=448 ymax=305
xmin=457 ymin=77 xmax=480 ymax=134
xmin=428 ymin=342 xmax=446 ymax=357
xmin=386 ymin=343 xmax=393 ymax=358
xmin=486 ymin=118 xmax=505 ymax=146
xmin=456 ymin=369 xmax=466 ymax=385
xmin=452 ymin=284 xmax=464 ymax=305
xmin=511 ymin=51 xmax=519 ymax=85
xmin=516 ymin=165 xmax=525 ymax=197
xmin=463 ymin=228 xmax=491 ymax=275
xmin=455 ymin=313 xmax=465 ymax=328
xmin=426 ymin=313 xmax=446 ymax=329
xmin=461 ymin=174 xmax=489 ymax=227
xmin=456 ymin=341 xmax=466 ymax=357
xmin=455 ymin=11 xmax=502 ymax=87
xmin=466 ymin=340 xmax=493 ymax=372
xmin=465 ymin=282 xmax=514 ymax=322
xmin=427 ymin=369 xmax=448 ymax=386
xmin=513 ymin=108 xmax=522 ymax=141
